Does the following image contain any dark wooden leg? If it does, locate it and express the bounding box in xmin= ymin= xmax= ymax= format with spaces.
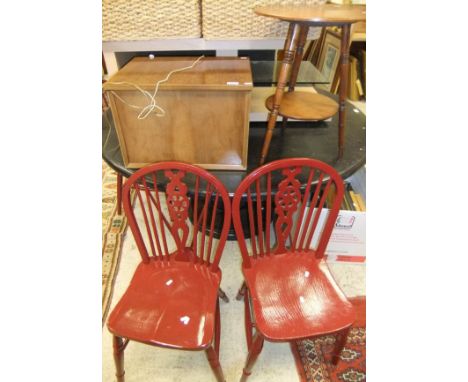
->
xmin=332 ymin=327 xmax=351 ymax=365
xmin=112 ymin=335 xmax=126 ymax=382
xmin=239 ymin=332 xmax=264 ymax=382
xmin=218 ymin=288 xmax=229 ymax=303
xmin=236 ymin=281 xmax=247 ymax=301
xmin=117 ymin=173 xmax=123 ymax=215
xmin=205 ymin=345 xmax=226 ymax=382
xmin=338 ymin=24 xmax=351 ymax=159
xmin=259 ymin=22 xmax=301 ymax=165
xmin=282 ymin=24 xmax=309 ymax=130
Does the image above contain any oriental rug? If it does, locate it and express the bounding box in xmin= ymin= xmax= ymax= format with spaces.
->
xmin=102 ymin=162 xmax=130 ymax=326
xmin=291 ymin=297 xmax=366 ymax=382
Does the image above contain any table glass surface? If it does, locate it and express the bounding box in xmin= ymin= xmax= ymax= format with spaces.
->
xmin=251 ymin=61 xmax=328 ymax=86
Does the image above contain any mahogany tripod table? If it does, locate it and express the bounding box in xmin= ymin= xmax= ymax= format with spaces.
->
xmin=255 ymin=4 xmax=366 ymax=164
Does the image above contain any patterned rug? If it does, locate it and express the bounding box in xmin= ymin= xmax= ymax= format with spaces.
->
xmin=102 ymin=162 xmax=130 ymax=326
xmin=291 ymin=297 xmax=366 ymax=382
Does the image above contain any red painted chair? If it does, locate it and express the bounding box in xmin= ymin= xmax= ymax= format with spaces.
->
xmin=107 ymin=162 xmax=231 ymax=382
xmin=232 ymin=158 xmax=355 ymax=381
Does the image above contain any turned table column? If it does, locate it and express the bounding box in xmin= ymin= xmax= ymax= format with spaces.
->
xmin=281 ymin=24 xmax=310 ymax=130
xmin=259 ymin=22 xmax=302 ymax=165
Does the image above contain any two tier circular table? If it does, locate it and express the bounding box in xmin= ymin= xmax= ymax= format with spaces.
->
xmin=255 ymin=4 xmax=366 ymax=164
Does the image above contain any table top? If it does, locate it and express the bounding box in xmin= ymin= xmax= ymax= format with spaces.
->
xmin=102 ymin=89 xmax=366 ymax=195
xmin=255 ymin=4 xmax=366 ymax=25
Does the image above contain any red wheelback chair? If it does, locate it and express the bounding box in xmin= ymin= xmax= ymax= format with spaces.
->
xmin=107 ymin=162 xmax=231 ymax=382
xmin=232 ymin=158 xmax=356 ymax=381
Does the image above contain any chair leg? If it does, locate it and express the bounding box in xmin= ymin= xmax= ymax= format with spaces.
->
xmin=243 ymin=287 xmax=253 ymax=348
xmin=215 ymin=298 xmax=221 ymax=354
xmin=240 ymin=332 xmax=264 ymax=382
xmin=331 ymin=327 xmax=351 ymax=365
xmin=205 ymin=345 xmax=226 ymax=382
xmin=112 ymin=335 xmax=126 ymax=382
xmin=218 ymin=288 xmax=229 ymax=303
xmin=236 ymin=281 xmax=247 ymax=301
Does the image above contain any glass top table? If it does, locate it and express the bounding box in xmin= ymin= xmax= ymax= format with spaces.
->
xmin=250 ymin=60 xmax=328 ymax=86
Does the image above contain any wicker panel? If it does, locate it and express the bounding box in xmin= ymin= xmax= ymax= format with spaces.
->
xmin=202 ymin=0 xmax=326 ymax=39
xmin=102 ymin=0 xmax=201 ymax=41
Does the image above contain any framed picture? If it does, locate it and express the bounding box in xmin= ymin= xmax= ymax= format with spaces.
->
xmin=316 ymin=29 xmax=341 ymax=91
xmin=305 ymin=27 xmax=325 ymax=65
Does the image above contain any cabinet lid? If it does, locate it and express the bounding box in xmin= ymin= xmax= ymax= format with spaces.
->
xmin=103 ymin=56 xmax=253 ymax=91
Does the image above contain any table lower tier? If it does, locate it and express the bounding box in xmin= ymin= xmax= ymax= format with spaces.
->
xmin=265 ymin=91 xmax=339 ymax=120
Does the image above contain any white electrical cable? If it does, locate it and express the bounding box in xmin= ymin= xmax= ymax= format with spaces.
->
xmin=107 ymin=55 xmax=205 ymax=120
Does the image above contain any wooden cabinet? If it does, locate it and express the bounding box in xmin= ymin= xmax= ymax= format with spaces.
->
xmin=104 ymin=56 xmax=252 ymax=170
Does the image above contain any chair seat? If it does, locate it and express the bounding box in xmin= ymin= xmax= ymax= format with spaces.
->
xmin=107 ymin=257 xmax=221 ymax=350
xmin=243 ymin=252 xmax=355 ymax=341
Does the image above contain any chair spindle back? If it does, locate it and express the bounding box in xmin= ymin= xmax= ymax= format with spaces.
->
xmin=122 ymin=162 xmax=231 ymax=271
xmin=232 ymin=158 xmax=345 ymax=267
